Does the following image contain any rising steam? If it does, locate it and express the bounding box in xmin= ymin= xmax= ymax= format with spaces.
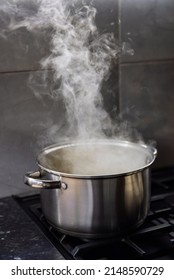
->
xmin=1 ymin=0 xmax=120 ymax=142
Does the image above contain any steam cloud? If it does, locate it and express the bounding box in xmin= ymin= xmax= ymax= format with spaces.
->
xmin=3 ymin=0 xmax=144 ymax=147
xmin=0 ymin=0 xmax=121 ymax=143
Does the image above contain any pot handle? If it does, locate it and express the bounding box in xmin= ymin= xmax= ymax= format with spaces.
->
xmin=24 ymin=171 xmax=67 ymax=189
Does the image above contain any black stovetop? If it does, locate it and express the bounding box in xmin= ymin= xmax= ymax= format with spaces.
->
xmin=13 ymin=167 xmax=174 ymax=260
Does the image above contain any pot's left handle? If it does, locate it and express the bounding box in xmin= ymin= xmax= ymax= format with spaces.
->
xmin=24 ymin=171 xmax=67 ymax=189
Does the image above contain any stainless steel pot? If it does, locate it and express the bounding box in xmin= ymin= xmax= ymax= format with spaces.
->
xmin=24 ymin=139 xmax=157 ymax=238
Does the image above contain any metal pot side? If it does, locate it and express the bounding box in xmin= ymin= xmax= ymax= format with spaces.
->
xmin=25 ymin=140 xmax=157 ymax=238
xmin=40 ymin=168 xmax=150 ymax=238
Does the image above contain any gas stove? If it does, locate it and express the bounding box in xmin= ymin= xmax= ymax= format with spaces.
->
xmin=12 ymin=167 xmax=174 ymax=260
xmin=14 ymin=168 xmax=174 ymax=259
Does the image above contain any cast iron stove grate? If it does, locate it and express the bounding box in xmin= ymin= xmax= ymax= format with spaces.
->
xmin=14 ymin=167 xmax=174 ymax=260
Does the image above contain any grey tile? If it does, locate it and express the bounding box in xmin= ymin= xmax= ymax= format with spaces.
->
xmin=120 ymin=0 xmax=174 ymax=62
xmin=119 ymin=62 xmax=174 ymax=167
xmin=102 ymin=65 xmax=119 ymax=119
xmin=0 ymin=0 xmax=119 ymax=73
xmin=0 ymin=71 xmax=65 ymax=197
xmin=87 ymin=0 xmax=120 ymax=117
xmin=0 ymin=29 xmax=49 ymax=72
xmin=0 ymin=0 xmax=49 ymax=72
xmin=94 ymin=0 xmax=119 ymax=35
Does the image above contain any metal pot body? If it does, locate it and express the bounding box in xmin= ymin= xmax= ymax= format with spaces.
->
xmin=40 ymin=168 xmax=150 ymax=238
xmin=25 ymin=140 xmax=156 ymax=238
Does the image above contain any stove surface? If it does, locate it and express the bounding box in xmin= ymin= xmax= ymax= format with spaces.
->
xmin=12 ymin=167 xmax=174 ymax=260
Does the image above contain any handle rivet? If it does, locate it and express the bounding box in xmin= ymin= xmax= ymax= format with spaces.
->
xmin=62 ymin=182 xmax=68 ymax=190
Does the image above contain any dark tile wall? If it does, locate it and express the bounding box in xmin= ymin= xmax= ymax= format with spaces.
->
xmin=120 ymin=0 xmax=174 ymax=62
xmin=1 ymin=0 xmax=173 ymax=199
xmin=0 ymin=71 xmax=65 ymax=196
xmin=119 ymin=0 xmax=174 ymax=167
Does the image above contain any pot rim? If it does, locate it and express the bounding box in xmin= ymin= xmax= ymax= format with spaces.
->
xmin=37 ymin=139 xmax=157 ymax=179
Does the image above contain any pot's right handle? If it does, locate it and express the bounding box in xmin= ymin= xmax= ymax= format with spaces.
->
xmin=24 ymin=171 xmax=67 ymax=189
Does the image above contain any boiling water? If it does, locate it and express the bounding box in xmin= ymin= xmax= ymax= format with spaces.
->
xmin=40 ymin=142 xmax=153 ymax=176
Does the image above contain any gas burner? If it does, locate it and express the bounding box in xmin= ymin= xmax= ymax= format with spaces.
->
xmin=14 ymin=167 xmax=174 ymax=260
